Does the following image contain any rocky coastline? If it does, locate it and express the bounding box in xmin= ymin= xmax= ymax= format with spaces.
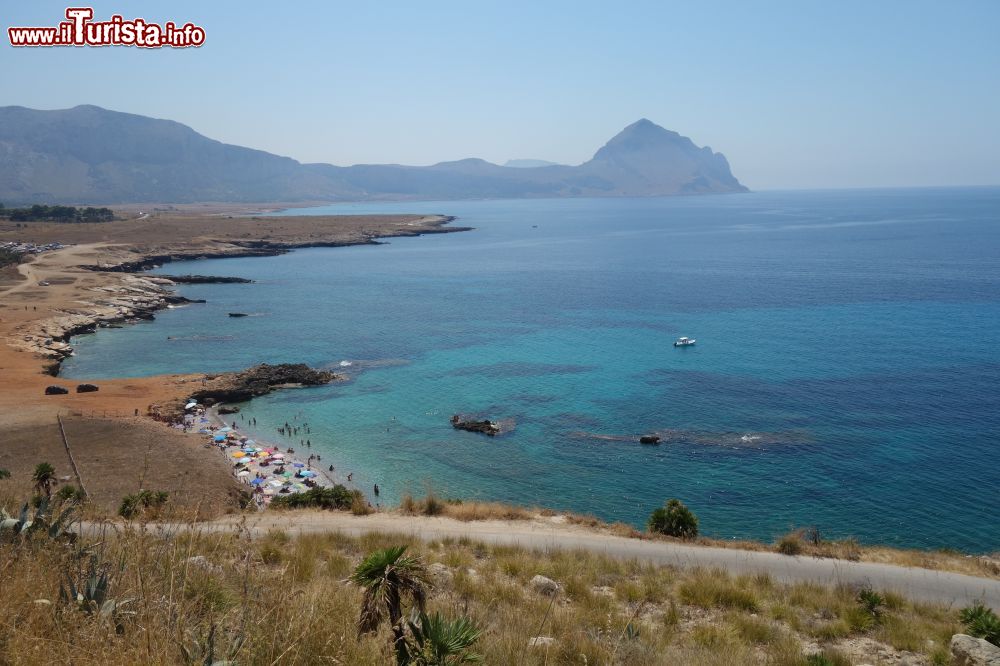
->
xmin=15 ymin=214 xmax=464 ymax=376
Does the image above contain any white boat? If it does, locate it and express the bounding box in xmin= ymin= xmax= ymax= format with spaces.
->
xmin=673 ymin=336 xmax=696 ymax=347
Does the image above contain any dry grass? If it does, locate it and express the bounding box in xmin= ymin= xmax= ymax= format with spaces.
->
xmin=0 ymin=507 xmax=970 ymax=665
xmin=392 ymin=495 xmax=1000 ymax=580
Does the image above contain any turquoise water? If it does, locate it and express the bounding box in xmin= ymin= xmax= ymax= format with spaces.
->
xmin=61 ymin=189 xmax=1000 ymax=551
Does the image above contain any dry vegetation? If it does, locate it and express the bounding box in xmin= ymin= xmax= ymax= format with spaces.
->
xmin=397 ymin=492 xmax=1000 ymax=581
xmin=1 ymin=503 xmax=971 ymax=666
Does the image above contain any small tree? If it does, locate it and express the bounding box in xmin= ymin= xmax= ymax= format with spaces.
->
xmin=0 ymin=469 xmax=10 ymax=480
xmin=647 ymin=498 xmax=699 ymax=539
xmin=32 ymin=463 xmax=56 ymax=498
xmin=350 ymin=546 xmax=430 ymax=665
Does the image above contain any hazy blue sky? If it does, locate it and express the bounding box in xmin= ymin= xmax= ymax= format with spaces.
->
xmin=2 ymin=1 xmax=998 ymax=189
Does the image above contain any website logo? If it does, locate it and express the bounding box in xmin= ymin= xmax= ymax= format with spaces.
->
xmin=8 ymin=7 xmax=205 ymax=48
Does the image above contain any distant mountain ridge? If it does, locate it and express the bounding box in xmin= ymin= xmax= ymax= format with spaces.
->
xmin=0 ymin=106 xmax=748 ymax=204
xmin=504 ymin=159 xmax=563 ymax=168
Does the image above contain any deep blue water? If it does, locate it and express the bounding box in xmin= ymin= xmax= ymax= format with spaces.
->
xmin=61 ymin=189 xmax=1000 ymax=552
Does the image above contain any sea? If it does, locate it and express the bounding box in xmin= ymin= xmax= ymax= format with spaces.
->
xmin=60 ymin=188 xmax=1000 ymax=552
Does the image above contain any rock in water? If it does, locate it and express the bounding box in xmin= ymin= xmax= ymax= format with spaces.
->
xmin=45 ymin=385 xmax=69 ymax=395
xmin=450 ymin=415 xmax=501 ymax=436
xmin=190 ymin=363 xmax=340 ymax=404
xmin=951 ymin=634 xmax=1000 ymax=666
xmin=218 ymin=405 xmax=240 ymax=414
xmin=639 ymin=435 xmax=661 ymax=444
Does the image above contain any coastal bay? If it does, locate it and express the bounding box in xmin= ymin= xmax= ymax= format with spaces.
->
xmin=0 ymin=210 xmax=463 ymax=515
xmin=57 ymin=190 xmax=1000 ymax=552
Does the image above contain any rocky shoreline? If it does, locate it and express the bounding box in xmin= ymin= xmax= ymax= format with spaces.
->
xmin=14 ymin=214 xmax=465 ymax=376
xmin=13 ymin=273 xmax=208 ymax=374
xmin=76 ymin=215 xmax=463 ymax=273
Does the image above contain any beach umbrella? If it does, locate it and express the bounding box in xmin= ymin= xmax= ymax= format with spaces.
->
xmin=237 ymin=470 xmax=250 ymax=477
xmin=185 ymin=401 xmax=198 ymax=410
xmin=198 ymin=429 xmax=210 ymax=434
xmin=214 ymin=435 xmax=226 ymax=442
xmin=292 ymin=462 xmax=304 ymax=468
xmin=232 ymin=451 xmax=246 ymax=458
xmin=300 ymin=470 xmax=316 ymax=478
xmin=250 ymin=478 xmax=264 ymax=486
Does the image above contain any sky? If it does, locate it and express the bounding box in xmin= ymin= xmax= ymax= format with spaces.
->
xmin=2 ymin=1 xmax=999 ymax=190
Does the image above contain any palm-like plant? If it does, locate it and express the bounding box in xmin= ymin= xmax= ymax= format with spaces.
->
xmin=404 ymin=611 xmax=482 ymax=665
xmin=32 ymin=463 xmax=56 ymax=498
xmin=350 ymin=546 xmax=430 ymax=664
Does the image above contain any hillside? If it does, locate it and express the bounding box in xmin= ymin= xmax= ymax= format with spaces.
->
xmin=0 ymin=106 xmax=747 ymax=204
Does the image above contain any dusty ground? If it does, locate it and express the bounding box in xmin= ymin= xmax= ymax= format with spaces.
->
xmin=0 ymin=209 xmax=463 ymax=517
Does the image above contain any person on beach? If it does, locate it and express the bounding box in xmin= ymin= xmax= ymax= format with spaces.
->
xmin=373 ymin=484 xmax=379 ymax=496
xmin=347 ymin=473 xmax=352 ymax=482
xmin=329 ymin=465 xmax=334 ymax=472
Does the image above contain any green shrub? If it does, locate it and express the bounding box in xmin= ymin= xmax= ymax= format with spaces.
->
xmin=55 ymin=485 xmax=86 ymax=503
xmin=960 ymin=602 xmax=1000 ymax=646
xmin=857 ymin=588 xmax=886 ymax=619
xmin=647 ymin=498 xmax=698 ymax=538
xmin=119 ymin=490 xmax=168 ymax=518
xmin=269 ymin=485 xmax=357 ymax=510
xmin=0 ymin=468 xmax=10 ymax=480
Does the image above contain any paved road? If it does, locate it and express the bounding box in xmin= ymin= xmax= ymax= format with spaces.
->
xmin=117 ymin=513 xmax=1000 ymax=608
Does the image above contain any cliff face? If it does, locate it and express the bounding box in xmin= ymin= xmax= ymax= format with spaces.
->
xmin=0 ymin=106 xmax=747 ymax=203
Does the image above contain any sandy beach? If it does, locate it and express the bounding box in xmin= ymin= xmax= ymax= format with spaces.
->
xmin=0 ymin=209 xmax=464 ymax=516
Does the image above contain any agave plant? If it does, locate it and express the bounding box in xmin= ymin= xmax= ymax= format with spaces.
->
xmin=59 ymin=553 xmax=132 ymax=631
xmin=403 ymin=611 xmax=483 ymax=665
xmin=0 ymin=497 xmax=77 ymax=540
xmin=179 ymin=622 xmax=245 ymax=666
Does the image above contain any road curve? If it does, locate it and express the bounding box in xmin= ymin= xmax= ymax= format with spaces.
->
xmin=105 ymin=513 xmax=1000 ymax=608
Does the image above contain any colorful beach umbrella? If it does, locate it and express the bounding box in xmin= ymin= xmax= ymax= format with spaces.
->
xmin=232 ymin=451 xmax=246 ymax=458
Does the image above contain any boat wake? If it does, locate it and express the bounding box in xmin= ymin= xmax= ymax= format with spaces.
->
xmin=570 ymin=429 xmax=810 ymax=448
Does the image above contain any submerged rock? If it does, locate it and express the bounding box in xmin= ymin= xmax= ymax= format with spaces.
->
xmin=218 ymin=405 xmax=240 ymax=414
xmin=639 ymin=434 xmax=661 ymax=444
xmin=451 ymin=415 xmax=501 ymax=436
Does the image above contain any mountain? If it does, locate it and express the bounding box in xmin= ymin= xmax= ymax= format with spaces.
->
xmin=504 ymin=159 xmax=563 ymax=168
xmin=0 ymin=107 xmax=747 ymax=204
